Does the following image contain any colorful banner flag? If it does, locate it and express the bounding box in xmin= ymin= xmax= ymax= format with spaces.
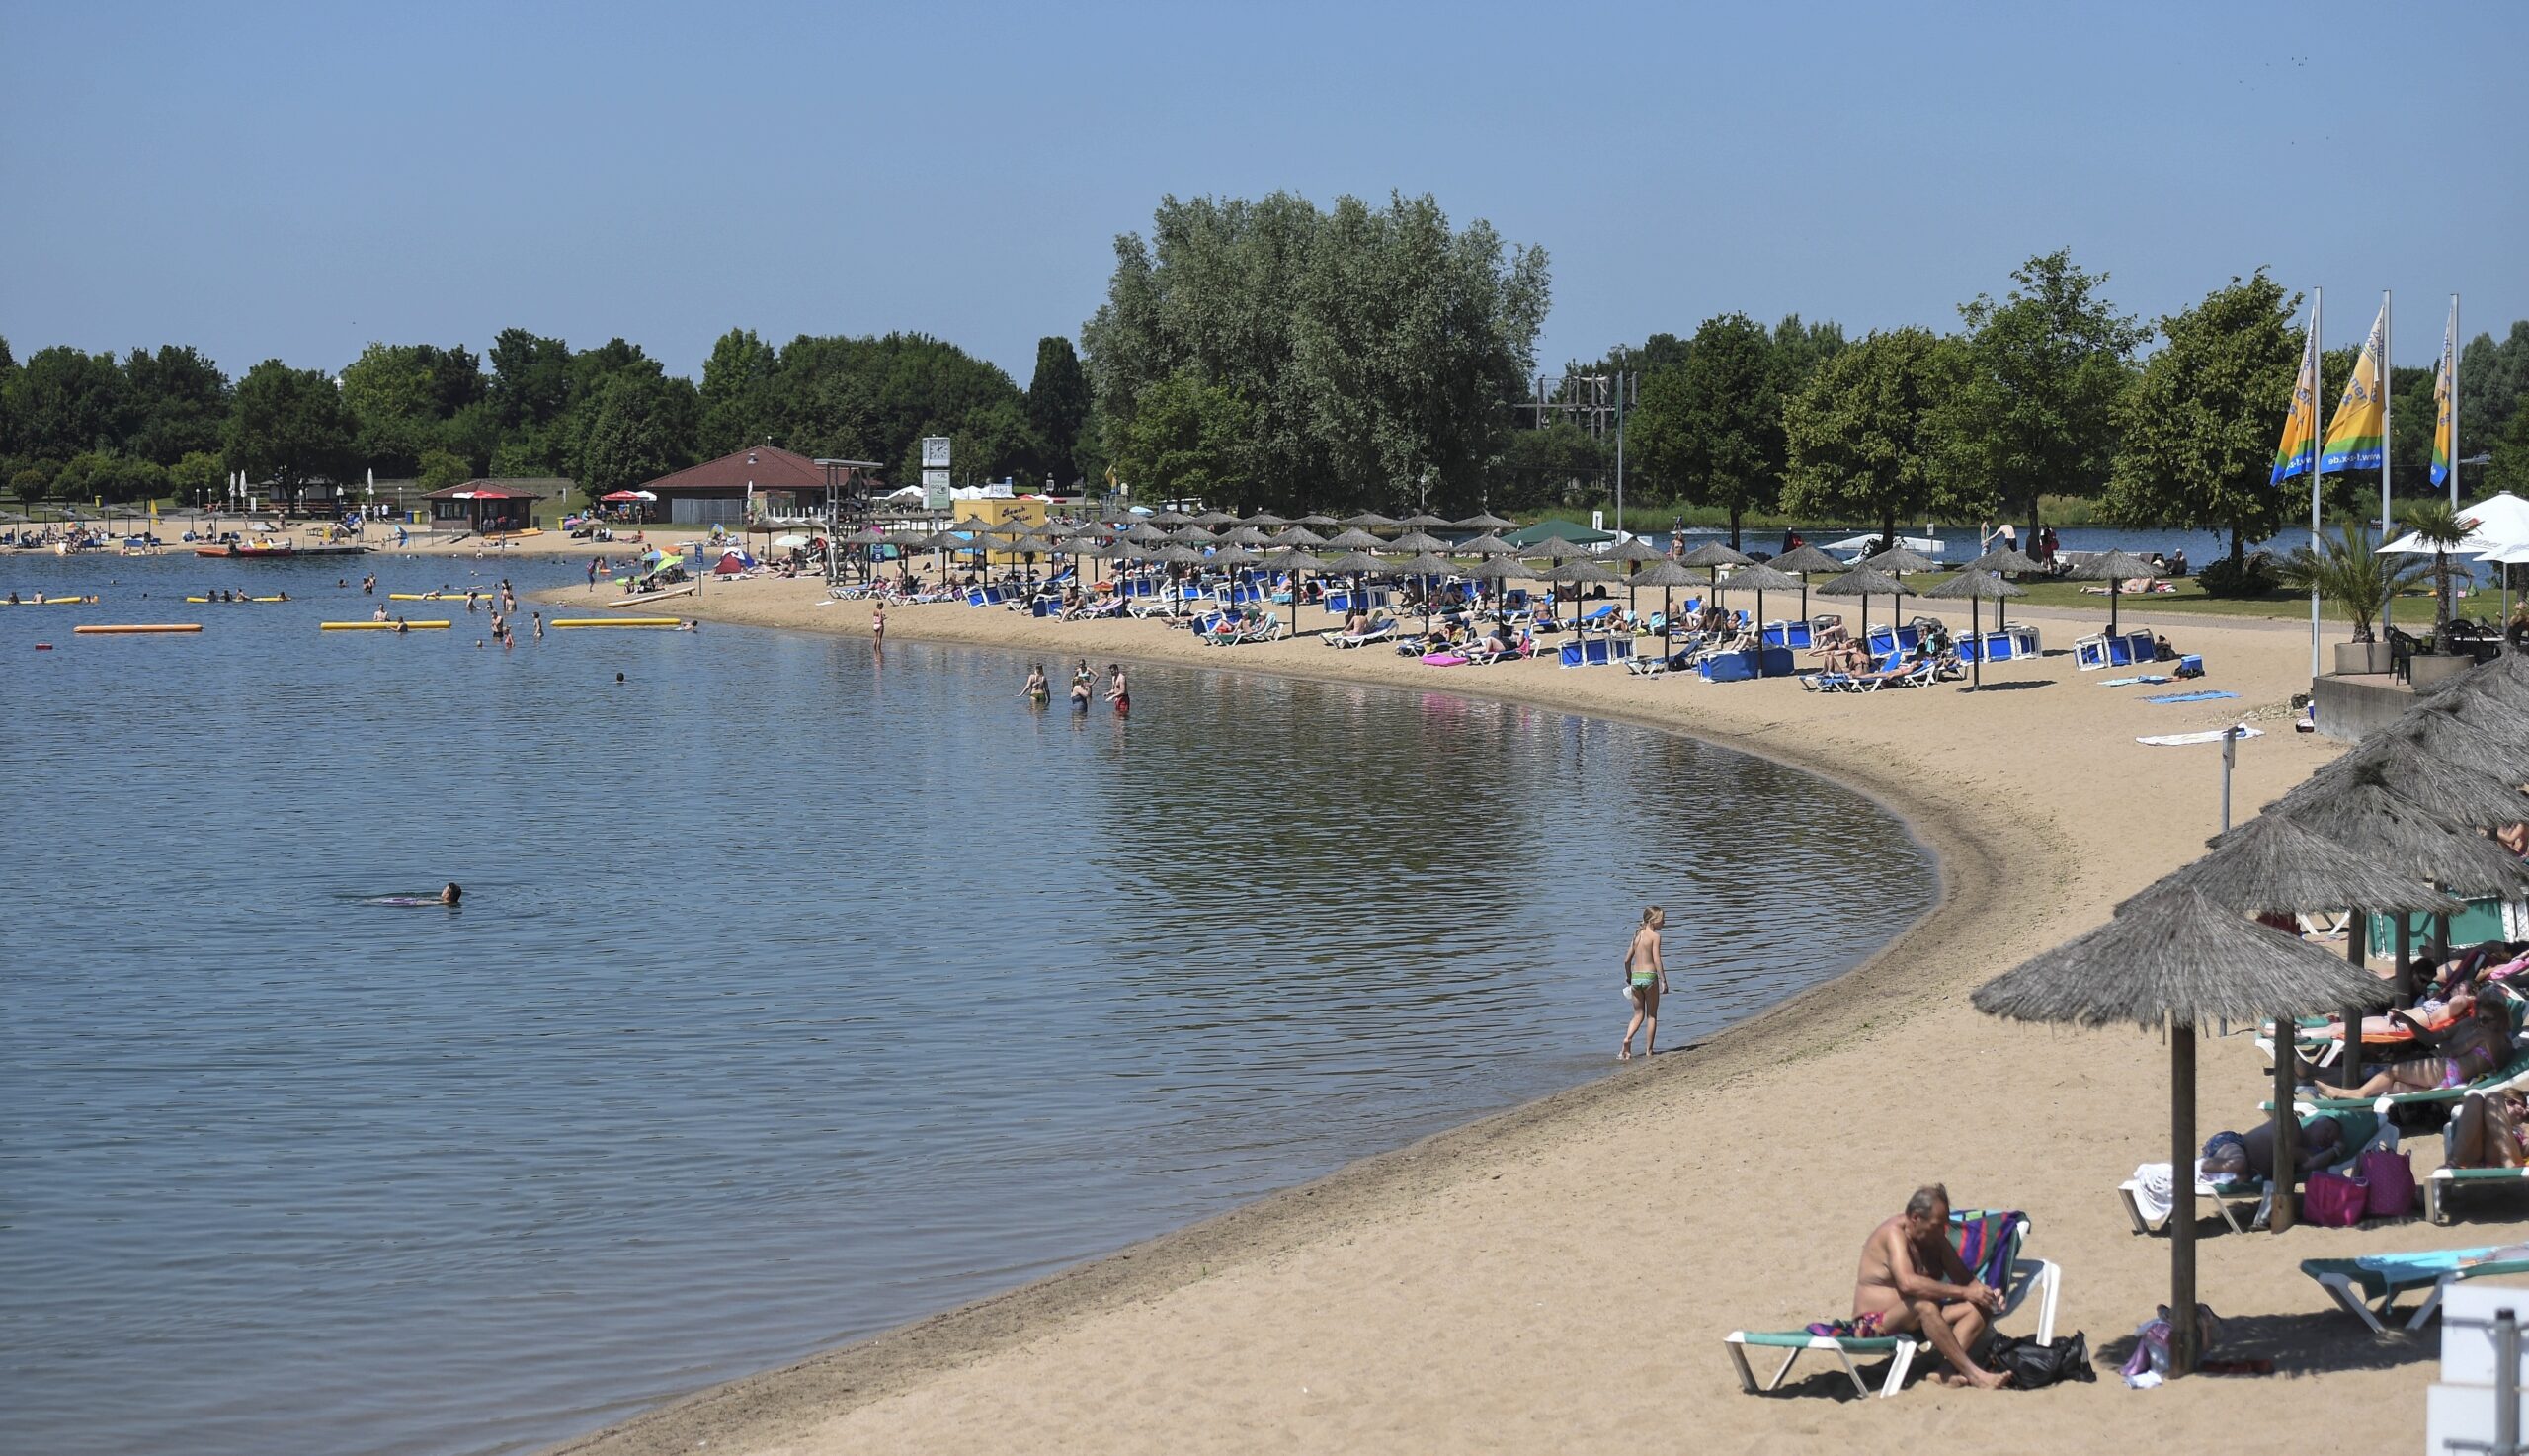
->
xmin=2270 ymin=314 xmax=2322 ymax=485
xmin=2319 ymin=301 xmax=2389 ymax=475
xmin=2431 ymin=297 xmax=2458 ymax=488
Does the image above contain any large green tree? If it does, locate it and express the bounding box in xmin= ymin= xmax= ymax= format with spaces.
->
xmin=2102 ymin=273 xmax=2304 ymax=564
xmin=769 ymin=332 xmax=1031 ymax=485
xmin=1025 ymin=336 xmax=1092 ymax=488
xmin=697 ymin=327 xmax=779 ymax=456
xmin=1782 ymin=327 xmax=1974 ymax=547
xmin=122 ymin=345 xmax=230 ymax=464
xmin=487 ymin=328 xmax=573 ymax=431
xmin=1083 ymin=191 xmax=1547 ymax=515
xmin=572 ymin=372 xmax=693 ymax=499
xmin=2459 ymin=320 xmax=2529 ymax=467
xmin=1625 ymin=312 xmax=1784 ymax=546
xmin=6 ymin=346 xmax=127 ymax=460
xmin=222 ymin=360 xmax=354 ymax=488
xmin=1940 ymin=249 xmax=2148 ymax=539
xmin=340 ymin=343 xmax=467 ymax=476
xmin=1109 ymin=369 xmax=1258 ymax=507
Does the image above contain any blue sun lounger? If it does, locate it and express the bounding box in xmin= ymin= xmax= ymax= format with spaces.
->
xmin=1724 ymin=1211 xmax=2060 ymax=1398
xmin=2301 ymin=1246 xmax=2529 ymax=1334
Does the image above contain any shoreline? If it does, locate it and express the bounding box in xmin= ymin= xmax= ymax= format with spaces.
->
xmin=538 ymin=576 xmax=2416 ymax=1455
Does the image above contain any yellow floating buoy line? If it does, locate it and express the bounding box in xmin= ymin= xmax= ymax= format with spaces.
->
xmin=6 ymin=596 xmax=99 ymax=605
xmin=321 ymin=620 xmax=452 ymax=630
xmin=73 ymin=623 xmax=202 ymax=634
xmin=551 ymin=617 xmax=683 ymax=628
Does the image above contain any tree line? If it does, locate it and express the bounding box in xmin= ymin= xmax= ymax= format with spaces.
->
xmin=0 ymin=328 xmax=1093 ymax=508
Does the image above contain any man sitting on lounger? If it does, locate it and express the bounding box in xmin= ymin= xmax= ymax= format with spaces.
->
xmin=1852 ymin=1184 xmax=2010 ymax=1390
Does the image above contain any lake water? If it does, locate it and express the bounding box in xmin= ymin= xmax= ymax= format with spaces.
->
xmin=0 ymin=552 xmax=1934 ymax=1456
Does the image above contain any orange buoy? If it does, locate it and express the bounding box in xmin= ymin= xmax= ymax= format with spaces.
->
xmin=72 ymin=623 xmax=203 ymax=634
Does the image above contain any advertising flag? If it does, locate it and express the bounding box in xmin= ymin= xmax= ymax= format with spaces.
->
xmin=2270 ymin=315 xmax=2322 ymax=485
xmin=2431 ymin=297 xmax=2458 ymax=488
xmin=2319 ymin=301 xmax=2389 ymax=475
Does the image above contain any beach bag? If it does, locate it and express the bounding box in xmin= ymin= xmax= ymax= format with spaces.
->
xmin=2304 ymin=1171 xmax=2367 ymax=1227
xmin=2360 ymin=1148 xmax=2416 ymax=1219
xmin=1986 ymin=1332 xmax=2094 ymax=1390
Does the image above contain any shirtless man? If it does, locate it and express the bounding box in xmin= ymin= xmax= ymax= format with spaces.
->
xmin=1619 ymin=906 xmax=1668 ymax=1061
xmin=1853 ymin=1184 xmax=2008 ymax=1389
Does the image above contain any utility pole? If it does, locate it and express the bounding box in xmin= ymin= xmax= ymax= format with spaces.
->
xmin=1520 ymin=369 xmax=1635 ymax=533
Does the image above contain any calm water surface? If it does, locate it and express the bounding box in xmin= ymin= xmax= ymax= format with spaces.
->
xmin=0 ymin=553 xmax=1934 ymax=1456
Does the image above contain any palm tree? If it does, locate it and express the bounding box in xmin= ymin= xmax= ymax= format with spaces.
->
xmin=2399 ymin=501 xmax=2473 ymax=654
xmin=2275 ymin=522 xmax=2426 ymax=645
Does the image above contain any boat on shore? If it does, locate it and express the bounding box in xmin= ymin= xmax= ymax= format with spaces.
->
xmin=194 ymin=538 xmax=370 ymax=559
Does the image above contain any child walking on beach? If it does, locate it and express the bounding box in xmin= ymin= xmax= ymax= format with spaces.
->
xmin=1621 ymin=906 xmax=1668 ymax=1061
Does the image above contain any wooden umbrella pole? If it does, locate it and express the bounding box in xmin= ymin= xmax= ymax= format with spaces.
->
xmin=2269 ymin=1023 xmax=2299 ymax=1232
xmin=2395 ymin=916 xmax=2415 ymax=1008
xmin=2342 ymin=910 xmax=2368 ymax=1091
xmin=2171 ymin=1019 xmax=2199 ymax=1375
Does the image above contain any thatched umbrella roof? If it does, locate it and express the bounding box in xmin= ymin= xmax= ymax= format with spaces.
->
xmin=1455 ymin=512 xmax=1515 ymax=530
xmin=1768 ymin=543 xmax=1845 ymax=575
xmin=1967 ymin=545 xmax=2045 ymax=575
xmin=1267 ymin=526 xmax=1328 ymax=548
xmin=1604 ymin=536 xmax=1668 ymax=563
xmin=1243 ymin=511 xmax=1289 ymax=527
xmin=1457 ymin=533 xmax=1519 ymax=556
xmin=1216 ymin=525 xmax=1270 ymax=546
xmin=1210 ymin=544 xmax=1264 ymax=567
xmin=1296 ymin=513 xmax=1342 ymax=527
xmin=2281 ymin=733 xmax=2529 ymax=830
xmin=1147 ymin=508 xmax=1193 ymax=526
xmin=1676 ymin=541 xmax=1754 ymax=569
xmin=1544 ymin=559 xmax=1626 ymax=587
xmin=2404 ymin=694 xmax=2529 ymax=761
xmin=2418 ymin=656 xmax=2529 ymax=715
xmin=2069 ymin=549 xmax=2162 ymax=635
xmin=1121 ymin=522 xmax=1169 ymax=543
xmin=1260 ymin=547 xmax=1321 ymax=572
xmin=2359 ymin=704 xmax=2527 ymax=783
xmin=1190 ymin=509 xmax=1240 ymax=526
xmin=1344 ymin=511 xmax=1398 ymax=528
xmin=1169 ymin=524 xmax=1218 ymax=542
xmin=2276 ymin=773 xmax=2529 ymax=897
xmin=1396 ymin=512 xmax=1450 ymax=528
xmin=1384 ymin=530 xmax=1451 ymax=554
xmin=1461 ymin=556 xmax=1527 ymax=581
xmin=1972 ymin=875 xmax=2389 ymax=1379
xmin=1977 ymin=882 xmax=2393 ymax=1031
xmin=1922 ymin=569 xmax=2027 ymax=688
xmin=1628 ymin=560 xmax=1701 ymax=589
xmin=2176 ymin=814 xmax=2461 ymax=918
xmin=1726 ymin=562 xmax=1805 ymax=595
xmin=1861 ymin=545 xmax=1940 ymax=575
xmin=1151 ymin=544 xmax=1206 ymax=566
xmin=1818 ymin=566 xmax=1909 ymax=644
xmin=1392 ymin=551 xmax=1456 ymax=577
xmin=1321 ymin=528 xmax=1388 ymax=552
xmin=1523 ymin=537 xmax=1596 ymax=562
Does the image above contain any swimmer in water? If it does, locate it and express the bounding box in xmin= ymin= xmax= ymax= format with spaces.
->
xmin=1022 ymin=664 xmax=1050 ymax=704
xmin=441 ymin=882 xmax=462 ymax=906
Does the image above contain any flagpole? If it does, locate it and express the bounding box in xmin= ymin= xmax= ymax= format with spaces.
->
xmin=2309 ymin=288 xmax=2323 ymax=678
xmin=2451 ymin=293 xmax=2463 ymax=508
xmin=2381 ymin=290 xmax=2395 ymax=643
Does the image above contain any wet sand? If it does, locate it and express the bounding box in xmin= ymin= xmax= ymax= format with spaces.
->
xmin=538 ymin=573 xmax=2457 ymax=1456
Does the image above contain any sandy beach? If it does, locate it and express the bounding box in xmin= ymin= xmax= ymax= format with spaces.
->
xmin=531 ymin=572 xmax=2457 ymax=1455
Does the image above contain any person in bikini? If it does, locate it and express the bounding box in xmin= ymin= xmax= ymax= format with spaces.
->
xmin=1853 ymin=1183 xmax=2009 ymax=1389
xmin=1619 ymin=906 xmax=1668 ymax=1061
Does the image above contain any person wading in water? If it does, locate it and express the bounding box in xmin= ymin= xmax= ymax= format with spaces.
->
xmin=1620 ymin=905 xmax=1669 ymax=1061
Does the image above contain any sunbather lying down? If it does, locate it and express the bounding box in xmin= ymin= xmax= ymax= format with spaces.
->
xmin=2302 ymin=993 xmax=2513 ymax=1099
xmin=1853 ymin=1184 xmax=2009 ymax=1390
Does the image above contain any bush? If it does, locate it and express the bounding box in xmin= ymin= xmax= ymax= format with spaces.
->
xmin=2195 ymin=550 xmax=2279 ymax=598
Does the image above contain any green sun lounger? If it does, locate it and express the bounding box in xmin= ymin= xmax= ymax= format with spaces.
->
xmin=2301 ymin=1246 xmax=2529 ymax=1334
xmin=1724 ymin=1211 xmax=2061 ymax=1398
xmin=2429 ymin=1167 xmax=2529 ymax=1225
xmin=2117 ymin=1110 xmax=2385 ymax=1236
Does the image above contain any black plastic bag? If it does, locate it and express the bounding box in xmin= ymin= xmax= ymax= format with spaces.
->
xmin=1984 ymin=1332 xmax=2095 ymax=1390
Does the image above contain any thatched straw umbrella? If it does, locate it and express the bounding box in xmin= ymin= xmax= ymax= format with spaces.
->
xmin=2176 ymin=813 xmax=2462 ymax=1223
xmin=1543 ymin=558 xmax=1625 ymax=628
xmin=2068 ymin=548 xmax=2162 ymax=636
xmin=1344 ymin=511 xmax=1398 ymax=529
xmin=1459 ymin=554 xmax=1527 ymax=616
xmin=1321 ymin=527 xmax=1387 ymax=553
xmin=1455 ymin=512 xmax=1515 ymax=531
xmin=1767 ymin=542 xmax=1846 ymax=623
xmin=1217 ymin=525 xmax=1271 ymax=547
xmin=1266 ymin=525 xmax=1329 ymax=549
xmin=1973 ymin=882 xmax=2390 ymax=1375
xmin=1384 ymin=530 xmax=1451 ymax=555
xmin=1243 ymin=511 xmax=1289 ymax=528
xmin=1396 ymin=512 xmax=1450 ymax=529
xmin=1963 ymin=544 xmax=2046 ymax=629
xmin=1392 ymin=552 xmax=1460 ymax=634
xmin=1121 ymin=521 xmax=1169 ymax=544
xmin=1602 ymin=536 xmax=1668 ymax=614
xmin=1676 ymin=540 xmax=1754 ymax=611
xmin=1817 ymin=566 xmax=1908 ymax=647
xmin=1723 ymin=563 xmax=1805 ymax=673
xmin=1190 ymin=509 xmax=1239 ymax=526
xmin=2404 ymin=692 xmax=2529 ymax=763
xmin=1628 ymin=559 xmax=1700 ymax=638
xmin=1169 ymin=524 xmax=1218 ymax=543
xmin=1923 ymin=569 xmax=2027 ymax=689
xmin=1260 ymin=547 xmax=1322 ymax=631
xmin=1457 ymin=532 xmax=1518 ymax=557
xmin=1296 ymin=513 xmax=1341 ymax=528
xmin=1320 ymin=549 xmax=1393 ymax=622
xmin=1148 ymin=508 xmax=1192 ymax=526
xmin=1523 ymin=536 xmax=1595 ymax=564
xmin=1861 ymin=545 xmax=1940 ymax=576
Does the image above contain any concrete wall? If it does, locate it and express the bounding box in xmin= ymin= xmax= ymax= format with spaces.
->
xmin=2311 ymin=674 xmax=2418 ymax=742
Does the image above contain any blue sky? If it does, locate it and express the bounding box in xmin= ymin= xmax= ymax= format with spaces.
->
xmin=3 ymin=1 xmax=2521 ymax=386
